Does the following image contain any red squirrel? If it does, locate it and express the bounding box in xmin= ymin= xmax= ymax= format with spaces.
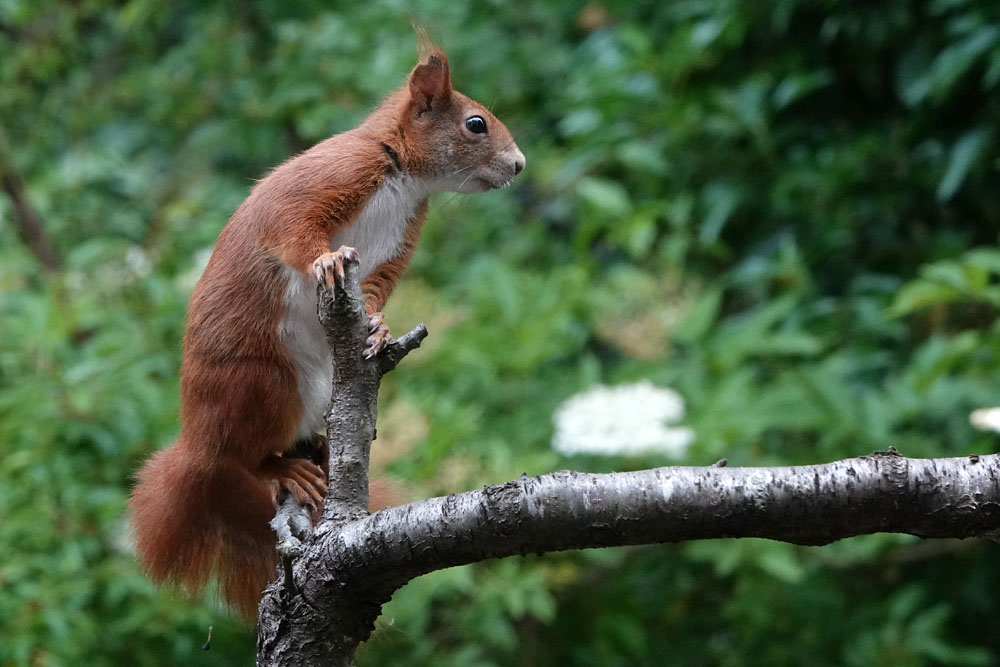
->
xmin=129 ymin=38 xmax=525 ymax=619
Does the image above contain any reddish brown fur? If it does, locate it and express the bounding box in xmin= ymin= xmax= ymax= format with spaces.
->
xmin=129 ymin=43 xmax=523 ymax=620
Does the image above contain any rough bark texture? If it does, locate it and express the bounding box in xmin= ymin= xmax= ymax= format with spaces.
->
xmin=257 ymin=256 xmax=426 ymax=666
xmin=255 ymin=257 xmax=1000 ymax=666
xmin=335 ymin=451 xmax=1000 ymax=581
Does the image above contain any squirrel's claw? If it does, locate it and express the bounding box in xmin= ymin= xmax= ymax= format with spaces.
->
xmin=313 ymin=246 xmax=360 ymax=291
xmin=263 ymin=455 xmax=328 ymax=515
xmin=363 ymin=311 xmax=391 ymax=358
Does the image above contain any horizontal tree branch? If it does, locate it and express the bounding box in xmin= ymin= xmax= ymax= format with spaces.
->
xmin=262 ymin=448 xmax=1000 ymax=665
xmin=337 ymin=450 xmax=1000 ymax=595
xmin=256 ymin=253 xmax=1000 ymax=666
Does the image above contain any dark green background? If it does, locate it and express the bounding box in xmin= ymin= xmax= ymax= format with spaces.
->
xmin=3 ymin=1 xmax=1000 ymax=665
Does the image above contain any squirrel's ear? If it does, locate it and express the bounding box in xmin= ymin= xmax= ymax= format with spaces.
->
xmin=408 ymin=51 xmax=451 ymax=113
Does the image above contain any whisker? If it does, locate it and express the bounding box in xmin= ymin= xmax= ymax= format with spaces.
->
xmin=445 ymin=163 xmax=475 ymax=178
xmin=439 ymin=191 xmax=465 ymax=209
xmin=457 ymin=171 xmax=475 ymax=190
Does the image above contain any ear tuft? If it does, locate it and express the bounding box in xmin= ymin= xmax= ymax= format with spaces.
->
xmin=413 ymin=21 xmax=437 ymax=61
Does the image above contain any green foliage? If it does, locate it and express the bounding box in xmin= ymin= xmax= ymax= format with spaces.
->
xmin=2 ymin=0 xmax=1000 ymax=664
xmin=890 ymin=248 xmax=1000 ymax=316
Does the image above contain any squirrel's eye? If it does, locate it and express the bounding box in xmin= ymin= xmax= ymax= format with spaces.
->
xmin=465 ymin=116 xmax=487 ymax=134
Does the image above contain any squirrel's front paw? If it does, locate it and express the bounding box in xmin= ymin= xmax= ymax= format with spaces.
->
xmin=313 ymin=245 xmax=360 ymax=290
xmin=364 ymin=311 xmax=391 ymax=359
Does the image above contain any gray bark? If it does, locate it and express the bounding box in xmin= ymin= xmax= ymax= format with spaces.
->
xmin=255 ymin=257 xmax=1000 ymax=666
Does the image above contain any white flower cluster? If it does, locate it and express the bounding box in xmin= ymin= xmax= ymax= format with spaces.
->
xmin=552 ymin=381 xmax=695 ymax=458
xmin=970 ymin=407 xmax=1000 ymax=433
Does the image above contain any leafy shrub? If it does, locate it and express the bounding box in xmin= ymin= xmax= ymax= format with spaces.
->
xmin=2 ymin=1 xmax=999 ymax=665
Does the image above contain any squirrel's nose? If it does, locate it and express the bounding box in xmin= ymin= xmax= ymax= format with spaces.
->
xmin=504 ymin=146 xmax=524 ymax=176
xmin=511 ymin=148 xmax=525 ymax=176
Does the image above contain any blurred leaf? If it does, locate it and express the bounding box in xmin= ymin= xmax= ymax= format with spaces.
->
xmin=576 ymin=176 xmax=632 ymax=217
xmin=673 ymin=287 xmax=723 ymax=344
xmin=937 ymin=127 xmax=992 ymax=201
xmin=699 ymin=181 xmax=741 ymax=243
xmin=928 ymin=25 xmax=1000 ymax=101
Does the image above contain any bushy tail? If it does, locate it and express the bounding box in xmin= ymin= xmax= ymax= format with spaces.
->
xmin=129 ymin=443 xmax=276 ymax=620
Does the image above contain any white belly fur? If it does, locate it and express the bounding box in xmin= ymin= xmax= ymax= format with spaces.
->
xmin=278 ymin=173 xmax=427 ymax=438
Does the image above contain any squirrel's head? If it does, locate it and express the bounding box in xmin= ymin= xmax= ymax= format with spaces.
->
xmin=401 ymin=45 xmax=525 ymax=193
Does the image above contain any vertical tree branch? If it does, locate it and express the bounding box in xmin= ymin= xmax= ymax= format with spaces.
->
xmin=257 ymin=255 xmax=427 ymax=666
xmin=317 ymin=264 xmax=376 ymax=524
xmin=0 ymin=124 xmax=61 ymax=271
